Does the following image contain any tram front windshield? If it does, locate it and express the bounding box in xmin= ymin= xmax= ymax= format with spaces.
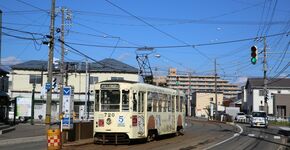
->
xmin=100 ymin=90 xmax=120 ymax=112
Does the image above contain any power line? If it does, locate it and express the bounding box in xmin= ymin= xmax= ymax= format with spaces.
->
xmin=15 ymin=0 xmax=49 ymax=14
xmin=64 ymin=31 xmax=290 ymax=49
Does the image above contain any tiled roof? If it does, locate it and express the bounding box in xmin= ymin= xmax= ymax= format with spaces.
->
xmin=11 ymin=58 xmax=138 ymax=74
xmin=246 ymin=78 xmax=290 ymax=89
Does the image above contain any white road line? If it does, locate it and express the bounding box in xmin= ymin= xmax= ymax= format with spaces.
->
xmin=274 ymin=136 xmax=281 ymax=140
xmin=248 ymin=134 xmax=255 ymax=137
xmin=204 ymin=124 xmax=243 ymax=150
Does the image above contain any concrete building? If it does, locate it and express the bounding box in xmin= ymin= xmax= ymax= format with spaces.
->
xmin=192 ymin=91 xmax=223 ymax=118
xmin=245 ymin=78 xmax=290 ymax=115
xmin=10 ymin=58 xmax=139 ymax=121
xmin=273 ymin=94 xmax=290 ymax=118
xmin=167 ymin=68 xmax=241 ymax=99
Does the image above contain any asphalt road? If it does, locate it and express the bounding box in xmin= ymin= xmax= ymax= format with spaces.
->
xmin=64 ymin=119 xmax=239 ymax=150
xmin=210 ymin=123 xmax=290 ymax=150
xmin=0 ymin=141 xmax=46 ymax=150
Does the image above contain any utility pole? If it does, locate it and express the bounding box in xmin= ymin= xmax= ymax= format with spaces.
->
xmin=85 ymin=59 xmax=89 ymax=120
xmin=187 ymin=72 xmax=191 ymax=116
xmin=45 ymin=0 xmax=56 ymax=126
xmin=87 ymin=66 xmax=91 ymax=120
xmin=59 ymin=7 xmax=65 ymax=120
xmin=31 ymin=83 xmax=35 ymax=125
xmin=263 ymin=37 xmax=268 ymax=115
xmin=214 ymin=59 xmax=218 ymax=120
xmin=0 ymin=10 xmax=2 ymax=65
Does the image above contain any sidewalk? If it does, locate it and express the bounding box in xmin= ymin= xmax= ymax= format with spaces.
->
xmin=0 ymin=123 xmax=50 ymax=146
xmin=0 ymin=122 xmax=94 ymax=147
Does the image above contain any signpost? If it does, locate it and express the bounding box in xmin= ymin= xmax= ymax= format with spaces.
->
xmin=61 ymin=86 xmax=73 ymax=130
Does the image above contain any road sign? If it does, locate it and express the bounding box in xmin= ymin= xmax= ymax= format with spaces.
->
xmin=45 ymin=83 xmax=51 ymax=90
xmin=61 ymin=86 xmax=73 ymax=130
xmin=63 ymin=87 xmax=71 ymax=96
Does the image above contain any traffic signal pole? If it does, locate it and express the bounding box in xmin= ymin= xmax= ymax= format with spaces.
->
xmin=263 ymin=37 xmax=268 ymax=115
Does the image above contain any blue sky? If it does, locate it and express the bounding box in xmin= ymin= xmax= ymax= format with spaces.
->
xmin=1 ymin=0 xmax=290 ymax=84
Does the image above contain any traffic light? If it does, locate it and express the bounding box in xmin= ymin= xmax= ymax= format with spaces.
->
xmin=251 ymin=46 xmax=258 ymax=64
xmin=264 ymin=95 xmax=268 ymax=104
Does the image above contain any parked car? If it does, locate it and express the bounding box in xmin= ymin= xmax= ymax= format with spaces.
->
xmin=250 ymin=111 xmax=268 ymax=128
xmin=235 ymin=112 xmax=247 ymax=123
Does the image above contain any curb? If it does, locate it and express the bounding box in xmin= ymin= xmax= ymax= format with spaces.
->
xmin=0 ymin=135 xmax=46 ymax=146
xmin=0 ymin=126 xmax=16 ymax=135
xmin=63 ymin=138 xmax=94 ymax=147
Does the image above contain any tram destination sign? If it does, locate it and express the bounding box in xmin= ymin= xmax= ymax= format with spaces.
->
xmin=101 ymin=84 xmax=119 ymax=89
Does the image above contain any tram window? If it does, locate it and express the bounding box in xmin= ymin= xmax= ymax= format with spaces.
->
xmin=100 ymin=90 xmax=120 ymax=112
xmin=138 ymin=92 xmax=144 ymax=112
xmin=122 ymin=90 xmax=129 ymax=112
xmin=171 ymin=95 xmax=175 ymax=112
xmin=180 ymin=96 xmax=184 ymax=112
xmin=147 ymin=92 xmax=152 ymax=112
xmin=133 ymin=92 xmax=137 ymax=112
xmin=168 ymin=95 xmax=171 ymax=112
xmin=95 ymin=90 xmax=99 ymax=111
xmin=153 ymin=100 xmax=157 ymax=112
xmin=176 ymin=96 xmax=180 ymax=112
xmin=152 ymin=92 xmax=158 ymax=112
xmin=163 ymin=100 xmax=167 ymax=112
xmin=158 ymin=100 xmax=162 ymax=112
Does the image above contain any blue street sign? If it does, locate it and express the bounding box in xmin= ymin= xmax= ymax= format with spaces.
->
xmin=63 ymin=87 xmax=71 ymax=96
xmin=45 ymin=83 xmax=51 ymax=90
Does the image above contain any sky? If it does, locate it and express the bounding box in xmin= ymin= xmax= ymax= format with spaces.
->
xmin=1 ymin=0 xmax=290 ymax=85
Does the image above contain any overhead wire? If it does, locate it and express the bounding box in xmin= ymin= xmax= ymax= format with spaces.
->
xmin=104 ymin=0 xmax=212 ymax=63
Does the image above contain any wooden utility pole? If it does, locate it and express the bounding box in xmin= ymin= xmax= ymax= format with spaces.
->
xmin=45 ymin=0 xmax=55 ymax=125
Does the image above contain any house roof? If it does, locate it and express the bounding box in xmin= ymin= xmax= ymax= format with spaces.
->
xmin=11 ymin=58 xmax=139 ymax=74
xmin=245 ymin=78 xmax=290 ymax=89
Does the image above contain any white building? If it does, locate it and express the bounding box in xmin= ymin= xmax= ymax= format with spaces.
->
xmin=9 ymin=58 xmax=139 ymax=121
xmin=245 ymin=78 xmax=290 ymax=115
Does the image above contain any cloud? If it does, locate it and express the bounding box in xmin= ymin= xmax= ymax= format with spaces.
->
xmin=117 ymin=53 xmax=131 ymax=62
xmin=1 ymin=56 xmax=22 ymax=66
xmin=234 ymin=77 xmax=248 ymax=86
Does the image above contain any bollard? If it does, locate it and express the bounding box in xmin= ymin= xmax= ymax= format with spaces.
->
xmin=47 ymin=129 xmax=61 ymax=150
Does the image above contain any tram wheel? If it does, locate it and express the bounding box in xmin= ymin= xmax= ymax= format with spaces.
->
xmin=147 ymin=130 xmax=156 ymax=142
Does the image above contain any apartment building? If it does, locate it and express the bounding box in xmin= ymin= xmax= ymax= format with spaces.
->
xmin=166 ymin=68 xmax=241 ymax=99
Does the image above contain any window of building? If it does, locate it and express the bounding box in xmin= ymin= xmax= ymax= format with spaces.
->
xmin=89 ymin=77 xmax=98 ymax=84
xmin=29 ymin=75 xmax=42 ymax=84
xmin=259 ymin=90 xmax=264 ymax=96
xmin=111 ymin=77 xmax=124 ymax=81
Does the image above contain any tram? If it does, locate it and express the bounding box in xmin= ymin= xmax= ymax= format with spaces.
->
xmin=93 ymin=80 xmax=186 ymax=144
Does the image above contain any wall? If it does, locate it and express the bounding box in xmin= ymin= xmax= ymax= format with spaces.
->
xmin=193 ymin=92 xmax=223 ymax=118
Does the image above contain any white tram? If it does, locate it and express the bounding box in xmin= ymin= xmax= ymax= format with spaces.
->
xmin=93 ymin=80 xmax=186 ymax=144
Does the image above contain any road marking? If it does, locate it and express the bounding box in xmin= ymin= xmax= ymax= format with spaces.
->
xmin=274 ymin=136 xmax=281 ymax=140
xmin=248 ymin=134 xmax=255 ymax=137
xmin=204 ymin=124 xmax=243 ymax=150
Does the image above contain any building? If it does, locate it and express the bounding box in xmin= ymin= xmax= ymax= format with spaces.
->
xmin=192 ymin=91 xmax=223 ymax=118
xmin=245 ymin=78 xmax=290 ymax=115
xmin=0 ymin=67 xmax=9 ymax=123
xmin=10 ymin=58 xmax=139 ymax=121
xmin=167 ymin=68 xmax=241 ymax=99
xmin=273 ymin=94 xmax=290 ymax=118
